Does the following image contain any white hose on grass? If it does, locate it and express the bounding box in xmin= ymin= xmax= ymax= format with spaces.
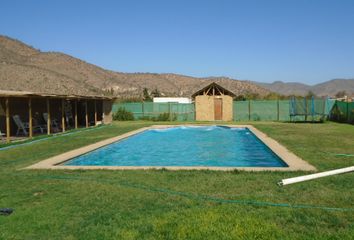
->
xmin=278 ymin=166 xmax=354 ymax=186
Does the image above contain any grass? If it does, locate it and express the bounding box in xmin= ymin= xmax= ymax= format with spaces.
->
xmin=0 ymin=121 xmax=353 ymax=239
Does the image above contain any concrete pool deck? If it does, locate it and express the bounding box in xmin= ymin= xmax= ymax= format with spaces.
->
xmin=25 ymin=125 xmax=316 ymax=171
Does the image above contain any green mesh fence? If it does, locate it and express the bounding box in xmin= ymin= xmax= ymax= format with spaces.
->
xmin=113 ymin=102 xmax=195 ymax=121
xmin=113 ymin=99 xmax=334 ymax=122
xmin=279 ymin=101 xmax=290 ymax=121
xmin=233 ymin=101 xmax=250 ymax=121
xmin=330 ymin=101 xmax=354 ymax=124
xmin=251 ymin=100 xmax=278 ymax=121
xmin=233 ymin=100 xmax=291 ymax=121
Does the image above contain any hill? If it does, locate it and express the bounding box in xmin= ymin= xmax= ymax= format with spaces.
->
xmin=256 ymin=79 xmax=354 ymax=97
xmin=0 ymin=35 xmax=270 ymax=98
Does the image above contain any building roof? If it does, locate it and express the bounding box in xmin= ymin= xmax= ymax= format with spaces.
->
xmin=153 ymin=97 xmax=192 ymax=104
xmin=0 ymin=90 xmax=114 ymax=100
xmin=191 ymin=82 xmax=236 ymax=98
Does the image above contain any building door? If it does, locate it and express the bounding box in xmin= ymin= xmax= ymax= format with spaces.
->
xmin=214 ymin=98 xmax=223 ymax=120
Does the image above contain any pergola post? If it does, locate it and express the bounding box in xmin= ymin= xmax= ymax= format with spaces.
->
xmin=61 ymin=99 xmax=65 ymax=132
xmin=74 ymin=100 xmax=78 ymax=129
xmin=5 ymin=98 xmax=10 ymax=143
xmin=46 ymin=98 xmax=51 ymax=135
xmin=28 ymin=98 xmax=33 ymax=138
xmin=94 ymin=100 xmax=97 ymax=126
xmin=85 ymin=100 xmax=88 ymax=128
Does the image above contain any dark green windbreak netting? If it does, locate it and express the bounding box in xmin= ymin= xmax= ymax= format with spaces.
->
xmin=330 ymin=101 xmax=354 ymax=124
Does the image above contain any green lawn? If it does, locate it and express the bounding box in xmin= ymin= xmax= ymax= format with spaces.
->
xmin=0 ymin=121 xmax=353 ymax=240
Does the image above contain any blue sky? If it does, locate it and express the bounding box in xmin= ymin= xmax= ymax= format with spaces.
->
xmin=1 ymin=0 xmax=354 ymax=84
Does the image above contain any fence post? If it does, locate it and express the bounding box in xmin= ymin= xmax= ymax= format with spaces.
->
xmin=347 ymin=101 xmax=350 ymax=123
xmin=169 ymin=102 xmax=172 ymax=121
xmin=248 ymin=100 xmax=251 ymax=121
xmin=323 ymin=97 xmax=327 ymax=120
xmin=304 ymin=98 xmax=308 ymax=121
xmin=142 ymin=101 xmax=144 ymax=118
xmin=5 ymin=97 xmax=10 ymax=143
xmin=277 ymin=99 xmax=280 ymax=121
xmin=311 ymin=96 xmax=315 ymax=122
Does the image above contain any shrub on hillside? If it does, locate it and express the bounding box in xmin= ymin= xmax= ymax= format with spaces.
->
xmin=138 ymin=113 xmax=177 ymax=121
xmin=156 ymin=112 xmax=177 ymax=121
xmin=113 ymin=107 xmax=134 ymax=121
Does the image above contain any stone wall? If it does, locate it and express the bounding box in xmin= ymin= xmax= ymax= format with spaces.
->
xmin=221 ymin=95 xmax=233 ymax=121
xmin=102 ymin=100 xmax=113 ymax=124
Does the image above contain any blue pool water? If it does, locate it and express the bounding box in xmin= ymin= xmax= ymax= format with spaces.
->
xmin=64 ymin=126 xmax=287 ymax=167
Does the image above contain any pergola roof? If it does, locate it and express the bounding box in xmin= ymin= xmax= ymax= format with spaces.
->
xmin=191 ymin=82 xmax=236 ymax=98
xmin=0 ymin=90 xmax=114 ymax=100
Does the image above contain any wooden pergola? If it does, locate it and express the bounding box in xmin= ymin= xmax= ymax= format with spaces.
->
xmin=0 ymin=90 xmax=113 ymax=143
xmin=192 ymin=82 xmax=235 ymax=121
xmin=191 ymin=82 xmax=236 ymax=99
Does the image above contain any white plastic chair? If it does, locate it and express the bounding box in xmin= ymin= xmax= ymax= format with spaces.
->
xmin=43 ymin=113 xmax=60 ymax=132
xmin=12 ymin=115 xmax=44 ymax=136
xmin=0 ymin=130 xmax=5 ymax=142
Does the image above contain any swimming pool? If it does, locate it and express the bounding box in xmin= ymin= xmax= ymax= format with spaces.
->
xmin=63 ymin=126 xmax=287 ymax=167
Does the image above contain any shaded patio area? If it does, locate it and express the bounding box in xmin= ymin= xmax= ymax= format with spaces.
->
xmin=0 ymin=90 xmax=113 ymax=143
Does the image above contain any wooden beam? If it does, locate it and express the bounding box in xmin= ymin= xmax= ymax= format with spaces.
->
xmin=94 ymin=100 xmax=97 ymax=126
xmin=5 ymin=98 xmax=10 ymax=143
xmin=61 ymin=99 xmax=65 ymax=132
xmin=205 ymin=86 xmax=212 ymax=95
xmin=215 ymin=86 xmax=222 ymax=95
xmin=85 ymin=100 xmax=88 ymax=128
xmin=74 ymin=100 xmax=78 ymax=129
xmin=28 ymin=98 xmax=33 ymax=138
xmin=46 ymin=98 xmax=51 ymax=135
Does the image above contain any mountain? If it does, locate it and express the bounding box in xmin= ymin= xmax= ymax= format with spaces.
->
xmin=313 ymin=79 xmax=354 ymax=96
xmin=0 ymin=35 xmax=270 ymax=98
xmin=255 ymin=79 xmax=354 ymax=97
xmin=255 ymin=81 xmax=311 ymax=96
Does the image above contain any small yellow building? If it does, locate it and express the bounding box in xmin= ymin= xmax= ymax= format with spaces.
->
xmin=192 ymin=82 xmax=235 ymax=121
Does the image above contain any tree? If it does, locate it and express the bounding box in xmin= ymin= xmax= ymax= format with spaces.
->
xmin=234 ymin=95 xmax=246 ymax=101
xmin=244 ymin=92 xmax=260 ymax=100
xmin=151 ymin=88 xmax=161 ymax=98
xmin=306 ymin=91 xmax=316 ymax=99
xmin=264 ymin=92 xmax=285 ymax=100
xmin=143 ymin=88 xmax=152 ymax=101
xmin=335 ymin=91 xmax=346 ymax=98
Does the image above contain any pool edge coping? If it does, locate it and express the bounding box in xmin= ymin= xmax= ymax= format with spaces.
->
xmin=24 ymin=124 xmax=317 ymax=172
